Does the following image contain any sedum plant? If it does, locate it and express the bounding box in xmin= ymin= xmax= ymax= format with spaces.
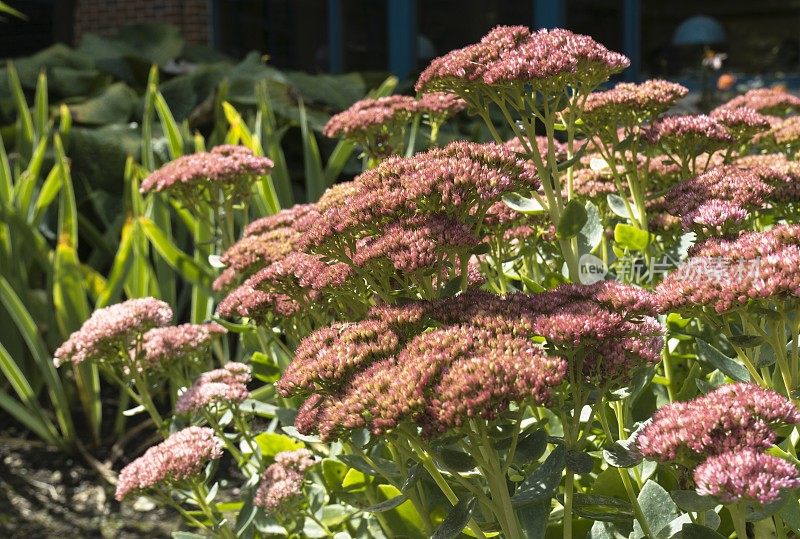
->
xmin=9 ymin=23 xmax=800 ymax=539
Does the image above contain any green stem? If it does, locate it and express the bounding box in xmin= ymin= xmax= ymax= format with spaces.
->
xmin=728 ymin=503 xmax=749 ymax=539
xmin=402 ymin=429 xmax=487 ymax=539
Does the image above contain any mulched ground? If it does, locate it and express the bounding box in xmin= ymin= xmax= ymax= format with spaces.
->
xmin=0 ymin=436 xmax=180 ymax=538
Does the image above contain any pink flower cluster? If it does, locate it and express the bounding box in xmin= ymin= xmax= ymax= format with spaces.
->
xmin=663 ymin=166 xmax=773 ymax=232
xmin=656 ymin=225 xmax=800 ymax=313
xmin=323 ymin=95 xmax=418 ymax=139
xmin=175 ymin=362 xmax=251 ymax=414
xmin=505 ymin=135 xmax=568 ymax=161
xmin=115 ymin=426 xmax=223 ymax=500
xmin=322 ymin=93 xmax=465 ymax=157
xmin=352 ymin=214 xmax=480 ymax=273
xmin=416 ymin=26 xmax=628 ymax=94
xmin=140 ymin=145 xmax=273 ymax=196
xmin=582 ymin=80 xmax=688 ymax=126
xmin=754 ymin=116 xmax=800 ymax=151
xmin=643 ymin=114 xmax=732 ymax=155
xmin=715 ymin=87 xmax=800 ymax=116
xmin=54 ymin=298 xmax=173 ymax=367
xmin=710 ymin=106 xmax=773 ymax=143
xmin=694 ymin=449 xmax=800 ymax=504
xmin=301 ymin=141 xmax=539 ymax=256
xmin=216 ymin=252 xmax=353 ymax=321
xmin=282 ymin=282 xmax=661 ymax=440
xmin=637 ymin=384 xmax=800 ymax=505
xmin=636 ymin=383 xmax=800 ymax=462
xmin=254 ymin=449 xmax=316 ymax=513
xmin=138 ymin=323 xmax=227 ymax=371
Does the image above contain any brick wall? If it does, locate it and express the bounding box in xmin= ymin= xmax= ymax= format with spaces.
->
xmin=74 ymin=0 xmax=211 ymax=45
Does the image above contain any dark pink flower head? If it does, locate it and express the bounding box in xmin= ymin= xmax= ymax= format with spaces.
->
xmin=636 ymin=383 xmax=800 ymax=462
xmin=352 ymin=214 xmax=480 ymax=273
xmin=481 ymin=28 xmax=629 ymax=89
xmin=175 ymin=362 xmax=251 ymax=414
xmin=140 ymin=146 xmax=273 ymax=205
xmin=138 ymin=323 xmax=227 ymax=371
xmin=663 ymin=166 xmax=773 ymax=233
xmin=416 ymin=26 xmax=531 ymax=93
xmin=254 ymin=449 xmax=316 ymax=514
xmin=710 ymin=106 xmax=773 ymax=143
xmin=694 ymin=449 xmax=800 ymax=505
xmin=582 ymin=79 xmax=688 ymax=127
xmin=213 ymin=227 xmax=300 ymax=291
xmin=302 ymin=142 xmax=538 ymax=256
xmin=216 ymin=252 xmax=352 ymax=322
xmin=276 ymin=303 xmax=429 ymax=396
xmin=54 ymin=298 xmax=172 ymax=367
xmin=717 ymin=88 xmax=800 ymax=116
xmin=307 ymin=325 xmax=567 ymax=441
xmin=656 ymin=225 xmax=800 ymax=314
xmin=643 ymin=114 xmax=732 ymax=158
xmin=115 ymin=426 xmax=222 ymax=501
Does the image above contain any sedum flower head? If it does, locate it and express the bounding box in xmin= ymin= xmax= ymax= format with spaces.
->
xmin=323 ymin=96 xmax=419 ymax=159
xmin=753 ymin=116 xmax=800 ymax=153
xmin=254 ymin=449 xmax=316 ymax=514
xmin=663 ymin=166 xmax=773 ymax=233
xmin=115 ymin=426 xmax=223 ymax=501
xmin=352 ymin=214 xmax=480 ymax=273
xmin=302 ymin=141 xmax=538 ymax=257
xmin=505 ymin=135 xmax=568 ymax=161
xmin=284 ymin=283 xmax=660 ymax=440
xmin=140 ymin=145 xmax=273 ymax=205
xmin=138 ymin=323 xmax=227 ymax=371
xmin=307 ymin=325 xmax=567 ymax=441
xmin=710 ymin=106 xmax=773 ymax=143
xmin=416 ymin=92 xmax=467 ymax=118
xmin=656 ymin=224 xmax=800 ymax=314
xmin=694 ymin=449 xmax=800 ymax=505
xmin=636 ymin=383 xmax=800 ymax=462
xmin=323 ymin=96 xmax=418 ymax=139
xmin=643 ymin=114 xmax=732 ymax=159
xmin=175 ymin=362 xmax=251 ymax=414
xmin=54 ymin=298 xmax=172 ymax=367
xmin=216 ymin=252 xmax=352 ymax=322
xmin=582 ymin=79 xmax=688 ymax=128
xmin=716 ymin=87 xmax=800 ymax=116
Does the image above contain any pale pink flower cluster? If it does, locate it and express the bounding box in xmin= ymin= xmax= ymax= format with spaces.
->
xmin=115 ymin=426 xmax=223 ymax=500
xmin=643 ymin=114 xmax=732 ymax=147
xmin=140 ymin=145 xmax=273 ymax=194
xmin=139 ymin=323 xmax=227 ymax=370
xmin=175 ymin=362 xmax=251 ymax=414
xmin=582 ymin=80 xmax=688 ymax=126
xmin=715 ymin=87 xmax=800 ymax=116
xmin=54 ymin=298 xmax=173 ymax=367
xmin=254 ymin=449 xmax=316 ymax=513
xmin=636 ymin=383 xmax=800 ymax=462
xmin=694 ymin=449 xmax=800 ymax=504
xmin=323 ymin=95 xmax=418 ymax=139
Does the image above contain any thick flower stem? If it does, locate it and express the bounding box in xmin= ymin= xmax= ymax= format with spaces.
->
xmin=402 ymin=430 xmax=487 ymax=539
xmin=563 ymin=471 xmax=575 ymax=539
xmin=728 ymin=503 xmax=749 ymax=539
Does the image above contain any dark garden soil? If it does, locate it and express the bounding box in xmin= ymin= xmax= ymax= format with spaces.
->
xmin=0 ymin=435 xmax=180 ymax=538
